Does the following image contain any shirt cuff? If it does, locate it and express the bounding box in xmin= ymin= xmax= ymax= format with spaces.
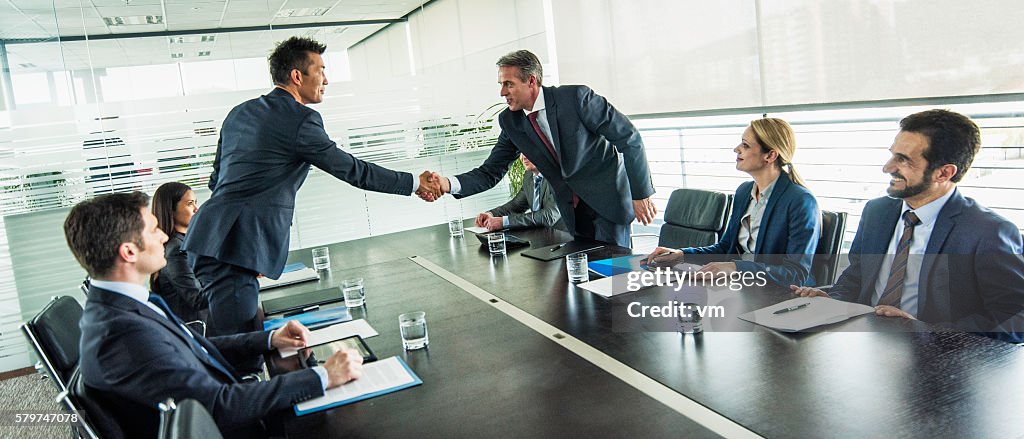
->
xmin=449 ymin=176 xmax=462 ymax=195
xmin=311 ymin=366 xmax=330 ymax=390
xmin=267 ymin=330 xmax=275 ymax=350
xmin=411 ymin=174 xmax=419 ymax=194
xmin=502 ymin=216 xmax=510 ymax=228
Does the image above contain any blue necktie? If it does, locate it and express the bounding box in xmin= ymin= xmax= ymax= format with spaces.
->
xmin=148 ymin=293 xmax=236 ymax=381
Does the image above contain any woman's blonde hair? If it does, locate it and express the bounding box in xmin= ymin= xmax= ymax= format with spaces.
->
xmin=750 ymin=118 xmax=807 ymax=188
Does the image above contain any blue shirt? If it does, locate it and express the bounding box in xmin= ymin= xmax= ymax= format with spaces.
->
xmin=870 ymin=188 xmax=955 ymax=316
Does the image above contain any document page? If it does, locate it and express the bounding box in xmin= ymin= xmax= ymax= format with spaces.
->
xmin=258 ymin=267 xmax=320 ymax=290
xmin=280 ymin=319 xmax=378 ymax=358
xmin=294 ymin=357 xmax=422 ymax=415
xmin=738 ymin=297 xmax=874 ymax=332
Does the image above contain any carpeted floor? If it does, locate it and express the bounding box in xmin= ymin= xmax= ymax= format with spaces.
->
xmin=0 ymin=373 xmax=71 ymax=439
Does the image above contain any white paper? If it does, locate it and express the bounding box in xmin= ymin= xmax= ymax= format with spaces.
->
xmin=464 ymin=226 xmax=489 ymax=234
xmin=295 ymin=357 xmax=417 ymax=413
xmin=737 ymin=297 xmax=874 ymax=332
xmin=279 ymin=319 xmax=378 ymax=358
xmin=258 ymin=267 xmax=319 ymax=290
xmin=577 ymin=263 xmax=702 ymax=297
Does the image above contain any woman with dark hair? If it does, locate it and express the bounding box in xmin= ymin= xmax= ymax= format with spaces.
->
xmin=151 ymin=182 xmax=207 ymax=322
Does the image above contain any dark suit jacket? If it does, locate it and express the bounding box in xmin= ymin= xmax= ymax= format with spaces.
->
xmin=453 ymin=85 xmax=655 ymax=235
xmin=154 ymin=232 xmax=208 ymax=323
xmin=183 ymin=87 xmax=413 ymax=279
xmin=79 ymin=285 xmax=323 ymax=438
xmin=489 ymin=171 xmax=564 ymax=231
xmin=682 ymin=172 xmax=820 ymax=287
xmin=829 ymin=189 xmax=1024 ymax=342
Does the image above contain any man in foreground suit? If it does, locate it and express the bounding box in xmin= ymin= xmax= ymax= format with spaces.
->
xmin=67 ymin=192 xmax=364 ymax=438
xmin=792 ymin=109 xmax=1024 ymax=342
xmin=475 ymin=154 xmax=564 ymax=232
xmin=182 ymin=37 xmax=441 ymax=357
xmin=422 ymin=49 xmax=656 ymax=247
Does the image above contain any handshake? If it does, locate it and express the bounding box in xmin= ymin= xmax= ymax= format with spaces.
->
xmin=416 ymin=171 xmax=450 ymax=202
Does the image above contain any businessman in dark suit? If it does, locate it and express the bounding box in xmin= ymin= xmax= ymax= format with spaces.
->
xmin=422 ymin=50 xmax=656 ymax=247
xmin=182 ymin=37 xmax=441 ymax=355
xmin=66 ymin=192 xmax=364 ymax=439
xmin=475 ymin=154 xmax=564 ymax=232
xmin=793 ymin=110 xmax=1024 ymax=342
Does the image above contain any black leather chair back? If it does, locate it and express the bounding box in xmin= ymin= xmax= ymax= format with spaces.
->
xmin=658 ymin=188 xmax=732 ymax=248
xmin=813 ymin=210 xmax=848 ymax=286
xmin=159 ymin=399 xmax=224 ymax=439
xmin=69 ymin=371 xmax=126 ymax=439
xmin=22 ymin=296 xmax=83 ymax=391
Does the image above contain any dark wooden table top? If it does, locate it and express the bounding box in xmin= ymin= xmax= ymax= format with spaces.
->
xmin=269 ymin=223 xmax=1024 ymax=438
xmin=265 ymin=235 xmax=716 ymax=439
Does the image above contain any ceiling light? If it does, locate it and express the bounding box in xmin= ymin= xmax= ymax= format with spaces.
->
xmin=169 ymin=35 xmax=216 ymax=44
xmin=197 ymin=51 xmax=211 ymax=57
xmin=103 ymin=15 xmax=163 ymax=26
xmin=275 ymin=8 xmax=329 ymax=18
xmin=170 ymin=53 xmax=183 ymax=59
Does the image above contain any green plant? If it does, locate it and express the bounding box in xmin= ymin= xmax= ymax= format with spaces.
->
xmin=507 ymin=158 xmax=525 ymax=199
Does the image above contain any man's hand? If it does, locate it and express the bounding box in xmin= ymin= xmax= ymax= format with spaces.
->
xmin=484 ymin=216 xmax=504 ymax=231
xmin=874 ymin=305 xmax=916 ymax=320
xmin=270 ymin=320 xmax=311 ymax=350
xmin=696 ymin=262 xmax=736 ymax=276
xmin=323 ymin=348 xmax=364 ymax=388
xmin=417 ymin=171 xmax=443 ymax=202
xmin=643 ymin=246 xmax=683 ymax=266
xmin=475 ymin=212 xmax=493 ymax=227
xmin=789 ymin=285 xmax=830 ymax=298
xmin=633 ymin=197 xmax=657 ymax=225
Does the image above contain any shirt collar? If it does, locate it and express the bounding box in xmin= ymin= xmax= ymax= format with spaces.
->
xmin=524 ymin=87 xmax=546 ymax=116
xmin=534 ymin=174 xmax=544 ymax=183
xmin=751 ymin=174 xmax=780 ymax=203
xmin=901 ymin=187 xmax=955 ymax=227
xmin=90 ymin=279 xmax=151 ymax=304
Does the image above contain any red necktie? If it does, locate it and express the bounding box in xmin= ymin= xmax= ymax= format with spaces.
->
xmin=527 ymin=111 xmax=579 ymax=207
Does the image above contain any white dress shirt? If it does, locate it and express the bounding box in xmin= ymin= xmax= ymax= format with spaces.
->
xmin=736 ymin=176 xmax=779 ymax=255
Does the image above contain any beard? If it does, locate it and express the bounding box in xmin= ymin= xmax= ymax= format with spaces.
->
xmin=886 ymin=174 xmax=930 ymax=199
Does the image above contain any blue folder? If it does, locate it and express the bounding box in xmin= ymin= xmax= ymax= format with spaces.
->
xmin=283 ymin=262 xmax=307 ymax=273
xmin=588 ymin=255 xmax=642 ymax=277
xmin=262 ymin=306 xmax=352 ymax=331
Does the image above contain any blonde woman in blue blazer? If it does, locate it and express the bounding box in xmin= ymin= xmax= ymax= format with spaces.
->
xmin=645 ymin=118 xmax=820 ymax=287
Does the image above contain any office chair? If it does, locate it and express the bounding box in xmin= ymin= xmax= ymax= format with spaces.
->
xmin=158 ymin=398 xmax=224 ymax=439
xmin=21 ymin=296 xmax=83 ymax=393
xmin=812 ymin=210 xmax=848 ymax=287
xmin=68 ymin=370 xmax=126 ymax=439
xmin=634 ymin=188 xmax=732 ymax=249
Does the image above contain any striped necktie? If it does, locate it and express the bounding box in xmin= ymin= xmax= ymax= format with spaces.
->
xmin=877 ymin=211 xmax=921 ymax=308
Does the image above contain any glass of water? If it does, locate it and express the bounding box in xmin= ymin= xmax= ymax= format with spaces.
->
xmin=399 ymin=311 xmax=429 ymax=350
xmin=565 ymin=252 xmax=589 ymax=283
xmin=448 ymin=218 xmax=464 ymax=238
xmin=312 ymin=247 xmax=330 ymax=271
xmin=678 ymin=302 xmax=703 ymax=334
xmin=342 ymin=277 xmax=365 ymax=308
xmin=488 ymin=232 xmax=506 ymax=256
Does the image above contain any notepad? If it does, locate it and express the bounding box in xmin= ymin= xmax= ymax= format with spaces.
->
xmin=263 ymin=307 xmax=352 ymax=331
xmin=258 ymin=267 xmax=320 ymax=290
xmin=737 ymin=297 xmax=874 ymax=332
xmin=279 ymin=319 xmax=379 ymax=358
xmin=294 ymin=356 xmax=422 ymax=416
xmin=464 ymin=226 xmax=490 ymax=234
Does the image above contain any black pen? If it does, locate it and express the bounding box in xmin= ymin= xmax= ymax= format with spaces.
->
xmin=550 ymin=243 xmax=567 ymax=252
xmin=773 ymin=303 xmax=809 ymax=315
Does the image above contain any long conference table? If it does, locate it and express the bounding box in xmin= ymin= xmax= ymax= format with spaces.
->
xmin=260 ymin=223 xmax=1024 ymax=439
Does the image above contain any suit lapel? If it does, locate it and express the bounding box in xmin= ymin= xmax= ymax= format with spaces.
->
xmin=513 ymin=112 xmax=559 ymax=173
xmin=918 ymin=189 xmax=963 ymax=307
xmin=755 ymin=174 xmax=791 ymax=253
xmin=731 ymin=182 xmax=754 ymax=255
xmin=861 ymin=199 xmax=903 ymax=296
xmin=543 ymin=87 xmax=563 ymax=159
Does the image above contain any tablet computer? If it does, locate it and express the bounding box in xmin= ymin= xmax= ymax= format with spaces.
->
xmin=300 ymin=335 xmax=377 ymax=366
